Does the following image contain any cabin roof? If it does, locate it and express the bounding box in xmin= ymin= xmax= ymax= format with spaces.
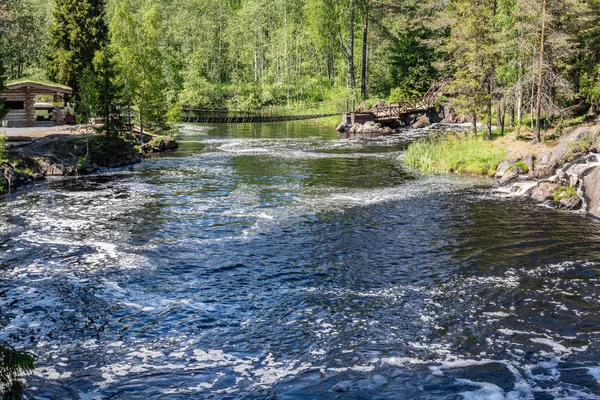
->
xmin=3 ymin=80 xmax=72 ymax=94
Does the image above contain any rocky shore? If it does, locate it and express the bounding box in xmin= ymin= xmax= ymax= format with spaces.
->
xmin=1 ymin=133 xmax=178 ymax=194
xmin=494 ymin=124 xmax=600 ymax=218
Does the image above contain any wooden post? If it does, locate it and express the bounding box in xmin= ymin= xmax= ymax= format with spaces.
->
xmin=26 ymin=86 xmax=32 ymax=126
xmin=55 ymin=92 xmax=62 ymax=125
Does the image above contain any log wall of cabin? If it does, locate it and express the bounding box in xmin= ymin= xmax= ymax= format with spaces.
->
xmin=1 ymin=90 xmax=34 ymax=127
xmin=1 ymin=88 xmax=67 ymax=127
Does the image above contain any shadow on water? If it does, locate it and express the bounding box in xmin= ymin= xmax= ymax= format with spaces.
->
xmin=1 ymin=122 xmax=600 ymax=398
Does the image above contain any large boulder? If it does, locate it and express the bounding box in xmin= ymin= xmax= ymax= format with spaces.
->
xmin=529 ymin=181 xmax=560 ymax=202
xmin=529 ymin=150 xmax=555 ymax=179
xmin=336 ymin=123 xmax=350 ymax=132
xmin=558 ymin=193 xmax=583 ymax=210
xmin=412 ymin=115 xmax=431 ymax=129
xmin=551 ymin=126 xmax=600 ymax=167
xmin=582 ymin=166 xmax=600 ymax=218
xmin=495 ymin=158 xmax=519 ymax=179
xmin=523 ymin=153 xmax=535 ymax=172
xmin=498 ymin=169 xmax=519 ymax=185
xmin=140 ymin=136 xmax=179 ymax=154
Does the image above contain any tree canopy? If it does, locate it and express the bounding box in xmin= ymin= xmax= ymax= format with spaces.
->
xmin=0 ymin=0 xmax=599 ymax=134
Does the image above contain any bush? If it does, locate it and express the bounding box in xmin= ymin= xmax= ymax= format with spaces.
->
xmin=404 ymin=133 xmax=507 ymax=176
xmin=506 ymin=161 xmax=529 ymax=173
xmin=0 ymin=134 xmax=7 ymax=165
xmin=554 ymin=186 xmax=578 ymax=202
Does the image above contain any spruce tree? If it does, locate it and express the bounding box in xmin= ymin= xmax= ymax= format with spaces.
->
xmin=49 ymin=0 xmax=107 ymax=101
xmin=0 ymin=55 xmax=7 ymax=121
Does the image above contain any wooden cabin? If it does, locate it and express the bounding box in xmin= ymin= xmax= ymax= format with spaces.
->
xmin=0 ymin=80 xmax=72 ymax=127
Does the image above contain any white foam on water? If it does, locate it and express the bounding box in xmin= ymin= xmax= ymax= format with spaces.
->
xmin=455 ymin=379 xmax=505 ymax=400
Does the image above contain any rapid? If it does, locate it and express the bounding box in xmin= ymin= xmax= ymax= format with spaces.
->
xmin=1 ymin=122 xmax=600 ymax=399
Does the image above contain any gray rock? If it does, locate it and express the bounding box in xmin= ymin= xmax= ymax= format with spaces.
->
xmin=499 ymin=169 xmax=519 ymax=185
xmin=551 ymin=126 xmax=600 ymax=166
xmin=529 ymin=164 xmax=556 ymax=180
xmin=537 ymin=150 xmax=553 ymax=166
xmin=569 ymin=174 xmax=579 ymax=188
xmin=557 ymin=170 xmax=569 ymax=186
xmin=558 ymin=194 xmax=583 ymax=210
xmin=582 ymin=166 xmax=600 ymax=218
xmin=336 ymin=123 xmax=349 ymax=132
xmin=495 ymin=158 xmax=519 ymax=179
xmin=529 ymin=181 xmax=560 ymax=202
xmin=523 ymin=153 xmax=535 ymax=172
xmin=413 ymin=116 xmax=431 ymax=129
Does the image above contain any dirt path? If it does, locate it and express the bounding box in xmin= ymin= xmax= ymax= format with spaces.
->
xmin=1 ymin=125 xmax=87 ymax=138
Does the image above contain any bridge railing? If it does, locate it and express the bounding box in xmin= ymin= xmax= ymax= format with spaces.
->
xmin=181 ymin=98 xmax=354 ymax=120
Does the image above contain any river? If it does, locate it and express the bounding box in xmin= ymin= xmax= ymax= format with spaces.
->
xmin=1 ymin=122 xmax=600 ymax=399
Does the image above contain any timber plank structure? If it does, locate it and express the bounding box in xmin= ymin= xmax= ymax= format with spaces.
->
xmin=343 ymin=80 xmax=448 ymax=125
xmin=0 ymin=80 xmax=72 ymax=127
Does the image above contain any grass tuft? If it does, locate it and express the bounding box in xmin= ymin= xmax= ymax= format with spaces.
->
xmin=404 ymin=133 xmax=507 ymax=176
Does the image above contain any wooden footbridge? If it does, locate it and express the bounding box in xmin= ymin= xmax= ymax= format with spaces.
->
xmin=181 ymin=98 xmax=352 ymax=124
xmin=181 ymin=81 xmax=448 ymax=125
xmin=344 ymin=80 xmax=449 ymax=125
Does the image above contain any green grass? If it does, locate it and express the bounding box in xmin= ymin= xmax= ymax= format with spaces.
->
xmin=404 ymin=133 xmax=507 ymax=176
xmin=506 ymin=161 xmax=529 ymax=173
xmin=554 ymin=186 xmax=578 ymax=202
xmin=0 ymin=133 xmax=8 ymax=165
xmin=5 ymin=77 xmax=71 ymax=90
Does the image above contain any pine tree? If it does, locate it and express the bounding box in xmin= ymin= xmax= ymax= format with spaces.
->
xmin=49 ymin=0 xmax=107 ymax=101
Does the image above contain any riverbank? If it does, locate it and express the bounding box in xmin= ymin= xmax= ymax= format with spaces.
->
xmin=402 ymin=117 xmax=600 ymax=218
xmin=0 ymin=130 xmax=178 ymax=194
xmin=493 ymin=122 xmax=600 ymax=217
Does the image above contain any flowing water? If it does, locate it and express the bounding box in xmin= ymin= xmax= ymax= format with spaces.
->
xmin=2 ymin=122 xmax=600 ymax=399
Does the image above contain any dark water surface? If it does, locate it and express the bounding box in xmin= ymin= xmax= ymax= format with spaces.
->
xmin=2 ymin=122 xmax=600 ymax=399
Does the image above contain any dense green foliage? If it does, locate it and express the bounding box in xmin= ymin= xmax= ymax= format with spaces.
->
xmin=0 ymin=341 xmax=36 ymax=399
xmin=404 ymin=134 xmax=507 ymax=175
xmin=0 ymin=0 xmax=599 ymax=133
xmin=49 ymin=0 xmax=108 ymax=101
xmin=0 ymin=50 xmax=6 ymax=121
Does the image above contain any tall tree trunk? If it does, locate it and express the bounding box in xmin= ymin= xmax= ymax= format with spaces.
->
xmin=509 ymin=103 xmax=515 ymax=129
xmin=472 ymin=113 xmax=477 ymax=135
xmin=517 ymin=90 xmax=523 ymax=126
xmin=347 ymin=0 xmax=356 ymax=89
xmin=535 ymin=0 xmax=547 ymax=142
xmin=139 ymin=73 xmax=145 ymax=145
xmin=487 ymin=97 xmax=492 ymax=140
xmin=360 ymin=1 xmax=368 ymax=99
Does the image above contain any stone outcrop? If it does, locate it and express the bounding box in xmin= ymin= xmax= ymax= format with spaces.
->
xmin=529 ymin=182 xmax=560 ymax=202
xmin=347 ymin=121 xmax=395 ymax=135
xmin=139 ymin=136 xmax=179 ymax=154
xmin=582 ymin=167 xmax=600 ymax=217
xmin=495 ymin=124 xmax=600 ymax=217
xmin=2 ymin=133 xmax=177 ymax=194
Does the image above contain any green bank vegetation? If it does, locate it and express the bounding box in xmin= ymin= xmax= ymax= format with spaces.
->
xmin=404 ymin=133 xmax=507 ymax=176
xmin=554 ymin=186 xmax=578 ymax=202
xmin=0 ymin=0 xmax=599 ymax=136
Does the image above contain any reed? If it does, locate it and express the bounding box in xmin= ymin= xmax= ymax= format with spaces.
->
xmin=404 ymin=133 xmax=507 ymax=176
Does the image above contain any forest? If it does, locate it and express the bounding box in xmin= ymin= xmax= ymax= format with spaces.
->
xmin=1 ymin=0 xmax=600 ymax=136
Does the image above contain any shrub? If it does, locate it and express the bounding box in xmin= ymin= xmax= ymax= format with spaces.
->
xmin=506 ymin=161 xmax=529 ymax=173
xmin=554 ymin=186 xmax=578 ymax=202
xmin=0 ymin=134 xmax=7 ymax=165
